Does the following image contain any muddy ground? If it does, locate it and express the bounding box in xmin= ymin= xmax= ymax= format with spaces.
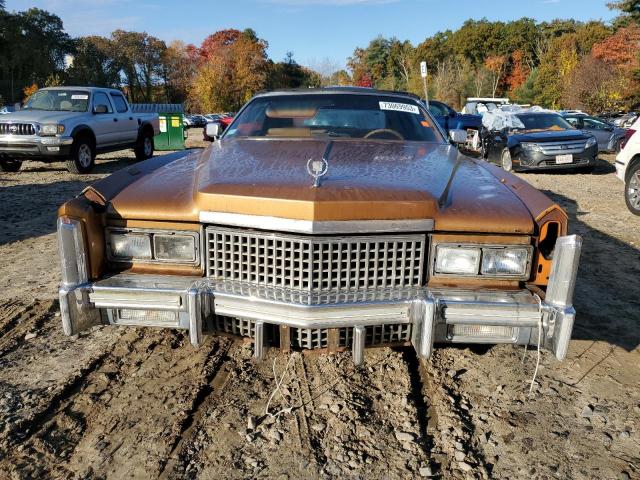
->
xmin=0 ymin=130 xmax=638 ymax=479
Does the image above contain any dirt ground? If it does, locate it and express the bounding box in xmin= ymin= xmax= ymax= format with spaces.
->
xmin=0 ymin=130 xmax=638 ymax=479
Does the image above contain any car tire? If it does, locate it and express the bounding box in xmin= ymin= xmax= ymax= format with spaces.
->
xmin=625 ymin=162 xmax=640 ymax=216
xmin=66 ymin=135 xmax=95 ymax=174
xmin=0 ymin=157 xmax=23 ymax=172
xmin=501 ymin=148 xmax=513 ymax=172
xmin=134 ymin=130 xmax=154 ymax=161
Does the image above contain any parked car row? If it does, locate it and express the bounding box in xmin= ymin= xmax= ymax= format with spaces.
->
xmin=184 ymin=112 xmax=235 ymax=129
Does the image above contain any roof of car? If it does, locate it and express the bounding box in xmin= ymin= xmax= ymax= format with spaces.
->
xmin=40 ymin=86 xmax=124 ymax=95
xmin=515 ymin=111 xmax=561 ymax=116
xmin=254 ymin=86 xmax=421 ymax=101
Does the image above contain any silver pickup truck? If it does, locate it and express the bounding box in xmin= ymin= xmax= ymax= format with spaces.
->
xmin=0 ymin=87 xmax=160 ymax=173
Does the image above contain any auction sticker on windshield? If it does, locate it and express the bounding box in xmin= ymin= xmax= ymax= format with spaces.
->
xmin=379 ymin=102 xmax=419 ymax=114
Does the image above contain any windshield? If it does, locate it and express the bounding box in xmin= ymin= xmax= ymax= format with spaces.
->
xmin=515 ymin=113 xmax=574 ymax=132
xmin=24 ymin=89 xmax=90 ymax=112
xmin=225 ymin=94 xmax=442 ymax=142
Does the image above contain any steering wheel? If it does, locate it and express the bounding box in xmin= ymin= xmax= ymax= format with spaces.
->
xmin=363 ymin=128 xmax=404 ymax=140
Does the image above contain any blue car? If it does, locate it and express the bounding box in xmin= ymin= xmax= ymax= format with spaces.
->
xmin=427 ymin=100 xmax=482 ymax=132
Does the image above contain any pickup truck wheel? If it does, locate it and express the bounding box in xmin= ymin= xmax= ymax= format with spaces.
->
xmin=625 ymin=162 xmax=640 ymax=216
xmin=66 ymin=137 xmax=95 ymax=174
xmin=135 ymin=132 xmax=154 ymax=160
xmin=0 ymin=157 xmax=23 ymax=172
xmin=501 ymin=148 xmax=513 ymax=172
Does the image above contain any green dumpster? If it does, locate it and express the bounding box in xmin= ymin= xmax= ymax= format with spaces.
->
xmin=131 ymin=103 xmax=186 ymax=151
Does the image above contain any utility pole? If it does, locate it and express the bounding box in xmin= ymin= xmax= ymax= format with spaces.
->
xmin=420 ymin=61 xmax=429 ymax=109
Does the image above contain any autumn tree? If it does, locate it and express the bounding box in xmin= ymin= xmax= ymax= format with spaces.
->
xmin=504 ymin=50 xmax=530 ymax=95
xmin=189 ymin=29 xmax=269 ymax=112
xmin=562 ymin=55 xmax=623 ymax=113
xmin=161 ymin=40 xmax=196 ymax=103
xmin=484 ymin=55 xmax=507 ymax=98
xmin=533 ymin=34 xmax=578 ymax=108
xmin=592 ymin=24 xmax=640 ymax=67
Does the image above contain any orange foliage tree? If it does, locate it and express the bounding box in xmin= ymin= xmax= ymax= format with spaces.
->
xmin=592 ymin=24 xmax=640 ymax=68
xmin=22 ymin=83 xmax=39 ymax=102
xmin=188 ymin=29 xmax=268 ymax=112
xmin=505 ymin=50 xmax=530 ymax=95
xmin=484 ymin=55 xmax=507 ymax=98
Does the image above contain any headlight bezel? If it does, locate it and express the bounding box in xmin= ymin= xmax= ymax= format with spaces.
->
xmin=585 ymin=136 xmax=597 ymax=148
xmin=106 ymin=227 xmax=201 ymax=266
xmin=431 ymin=242 xmax=534 ymax=280
xmin=39 ymin=123 xmax=65 ymax=136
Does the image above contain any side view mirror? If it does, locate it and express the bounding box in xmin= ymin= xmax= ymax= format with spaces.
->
xmin=205 ymin=122 xmax=221 ymax=140
xmin=93 ymin=104 xmax=108 ymax=114
xmin=449 ymin=129 xmax=467 ymax=145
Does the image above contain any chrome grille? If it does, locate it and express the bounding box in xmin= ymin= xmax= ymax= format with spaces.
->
xmin=206 ymin=227 xmax=426 ymax=293
xmin=539 ymin=141 xmax=586 ymax=155
xmin=213 ymin=315 xmax=255 ymax=337
xmin=0 ymin=123 xmax=36 ymax=135
xmin=293 ymin=324 xmax=412 ymax=349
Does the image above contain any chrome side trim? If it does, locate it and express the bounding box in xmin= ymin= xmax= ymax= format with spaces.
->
xmin=546 ymin=235 xmax=582 ymax=308
xmin=199 ymin=211 xmax=434 ymax=234
xmin=545 ymin=235 xmax=582 ymax=360
xmin=58 ymin=218 xmax=89 ymax=287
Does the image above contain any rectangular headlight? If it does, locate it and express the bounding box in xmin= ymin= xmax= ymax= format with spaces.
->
xmin=40 ymin=124 xmax=64 ymax=136
xmin=110 ymin=233 xmax=152 ymax=259
xmin=481 ymin=247 xmax=530 ymax=276
xmin=154 ymin=234 xmax=196 ymax=262
xmin=520 ymin=142 xmax=541 ymax=152
xmin=435 ymin=246 xmax=481 ymax=275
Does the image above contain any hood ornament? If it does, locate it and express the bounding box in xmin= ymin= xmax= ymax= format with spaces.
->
xmin=306 ymin=157 xmax=329 ymax=188
xmin=307 ymin=141 xmax=333 ymax=188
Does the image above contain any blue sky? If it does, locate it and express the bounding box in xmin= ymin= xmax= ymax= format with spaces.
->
xmin=8 ymin=0 xmax=618 ymax=70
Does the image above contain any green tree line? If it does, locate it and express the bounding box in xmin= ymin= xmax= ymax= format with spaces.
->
xmin=347 ymin=1 xmax=640 ymax=112
xmin=1 ymin=1 xmax=639 ymax=113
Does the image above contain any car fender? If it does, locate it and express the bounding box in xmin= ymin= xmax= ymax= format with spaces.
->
xmin=625 ymin=155 xmax=640 ymax=182
xmin=69 ymin=125 xmax=96 ymax=145
xmin=136 ymin=121 xmax=156 ymax=141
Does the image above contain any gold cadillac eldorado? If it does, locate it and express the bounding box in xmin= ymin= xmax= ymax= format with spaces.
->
xmin=57 ymin=88 xmax=582 ymax=364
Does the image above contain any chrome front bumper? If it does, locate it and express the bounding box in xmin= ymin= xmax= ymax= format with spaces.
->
xmin=58 ymin=220 xmax=582 ymax=364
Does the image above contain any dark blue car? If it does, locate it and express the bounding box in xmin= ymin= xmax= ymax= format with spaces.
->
xmin=427 ymin=100 xmax=482 ymax=132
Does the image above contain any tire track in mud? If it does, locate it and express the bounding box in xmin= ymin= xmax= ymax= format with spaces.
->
xmin=420 ymin=349 xmax=491 ymax=479
xmin=0 ymin=328 xmax=146 ymax=477
xmin=1 ymin=325 xmax=231 ymax=479
xmin=169 ymin=347 xmax=439 ymax=478
xmin=158 ymin=337 xmax=234 ymax=479
xmin=0 ymin=299 xmax=56 ymax=359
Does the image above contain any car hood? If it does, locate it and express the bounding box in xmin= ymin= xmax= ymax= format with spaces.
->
xmin=509 ymin=129 xmax=590 ymax=143
xmin=0 ymin=110 xmax=84 ymax=124
xmin=102 ymin=138 xmax=541 ymax=234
